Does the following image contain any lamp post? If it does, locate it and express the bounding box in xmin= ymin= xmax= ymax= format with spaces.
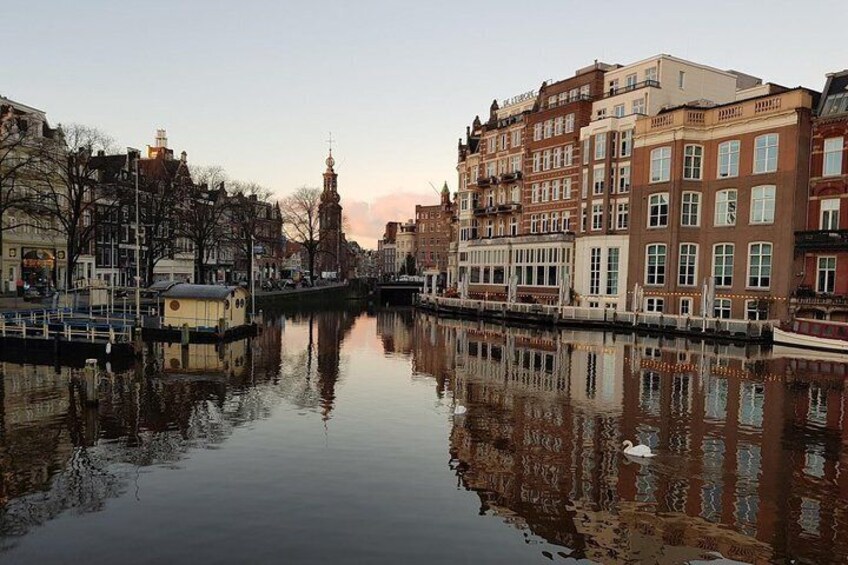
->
xmin=250 ymin=234 xmax=256 ymax=322
xmin=128 ymin=147 xmax=142 ymax=325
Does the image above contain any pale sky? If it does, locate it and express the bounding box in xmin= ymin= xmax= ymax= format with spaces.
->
xmin=8 ymin=0 xmax=847 ymax=246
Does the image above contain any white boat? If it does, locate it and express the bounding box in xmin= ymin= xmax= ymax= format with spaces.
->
xmin=772 ymin=318 xmax=848 ymax=355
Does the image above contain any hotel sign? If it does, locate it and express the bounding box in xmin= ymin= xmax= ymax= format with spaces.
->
xmin=501 ymin=89 xmax=537 ymax=108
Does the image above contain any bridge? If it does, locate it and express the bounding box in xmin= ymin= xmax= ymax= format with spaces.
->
xmin=377 ymin=280 xmax=423 ymax=306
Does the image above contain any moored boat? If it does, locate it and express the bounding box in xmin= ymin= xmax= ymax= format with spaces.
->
xmin=773 ymin=318 xmax=848 ymax=355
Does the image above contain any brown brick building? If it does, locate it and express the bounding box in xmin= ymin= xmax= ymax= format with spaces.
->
xmin=523 ymin=65 xmax=606 ymax=236
xmin=414 ymin=183 xmax=453 ymax=282
xmin=793 ymin=70 xmax=848 ymax=320
xmin=627 ymin=87 xmax=815 ymax=321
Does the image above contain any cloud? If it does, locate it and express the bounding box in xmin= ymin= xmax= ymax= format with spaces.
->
xmin=343 ymin=191 xmax=439 ymax=248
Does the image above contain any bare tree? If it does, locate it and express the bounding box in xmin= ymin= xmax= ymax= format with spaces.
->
xmin=34 ymin=123 xmax=118 ymax=290
xmin=280 ymin=186 xmax=321 ymax=283
xmin=0 ymin=105 xmax=59 ymax=285
xmin=174 ymin=165 xmax=231 ymax=283
xmin=227 ymin=180 xmax=275 ymax=285
xmin=137 ymin=157 xmax=193 ymax=284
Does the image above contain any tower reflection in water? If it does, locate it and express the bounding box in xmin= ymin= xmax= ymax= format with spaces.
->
xmin=383 ymin=311 xmax=848 ymax=564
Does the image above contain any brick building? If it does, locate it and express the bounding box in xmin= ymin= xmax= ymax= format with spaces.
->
xmin=793 ymin=70 xmax=848 ymax=320
xmin=627 ymin=87 xmax=815 ymax=321
xmin=414 ymin=183 xmax=453 ymax=284
xmin=377 ymin=221 xmax=399 ymax=278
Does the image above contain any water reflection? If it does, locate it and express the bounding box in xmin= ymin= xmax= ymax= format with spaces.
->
xmin=387 ymin=312 xmax=848 ymax=564
xmin=1 ymin=307 xmax=847 ymax=563
xmin=0 ymin=321 xmax=285 ymax=550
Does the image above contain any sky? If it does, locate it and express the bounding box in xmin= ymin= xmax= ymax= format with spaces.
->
xmin=7 ymin=0 xmax=847 ymax=246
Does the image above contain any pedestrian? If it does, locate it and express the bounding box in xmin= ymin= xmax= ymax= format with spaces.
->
xmin=16 ymin=278 xmax=23 ymax=297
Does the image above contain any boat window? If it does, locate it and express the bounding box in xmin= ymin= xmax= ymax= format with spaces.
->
xmin=799 ymin=322 xmax=809 ymax=333
xmin=824 ymin=325 xmax=834 ymax=337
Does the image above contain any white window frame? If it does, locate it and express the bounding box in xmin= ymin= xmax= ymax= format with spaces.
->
xmin=824 ymin=137 xmax=843 ymax=177
xmin=683 ymin=144 xmax=703 ymax=180
xmin=645 ymin=243 xmax=667 ymax=286
xmin=753 ymin=133 xmax=779 ymax=174
xmin=717 ymin=140 xmax=740 ymax=178
xmin=680 ymin=192 xmax=701 ymax=227
xmin=817 ymin=256 xmax=837 ymax=293
xmin=821 ymin=198 xmax=840 ymax=230
xmin=712 ymin=243 xmax=734 ymax=288
xmin=595 ymin=133 xmax=607 ymax=160
xmin=650 ymin=147 xmax=671 ymax=183
xmin=747 ymin=242 xmax=772 ymax=289
xmin=714 ymin=189 xmax=737 ymax=227
xmin=678 ymin=243 xmax=698 ymax=287
xmin=648 ymin=192 xmax=669 ymax=228
xmin=750 ymin=185 xmax=775 ymax=224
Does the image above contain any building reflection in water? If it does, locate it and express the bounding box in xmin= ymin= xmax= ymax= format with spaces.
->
xmin=0 ymin=323 xmax=283 ymax=548
xmin=391 ymin=311 xmax=848 ymax=564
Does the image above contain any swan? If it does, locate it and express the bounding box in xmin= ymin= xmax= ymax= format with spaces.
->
xmin=454 ymin=405 xmax=467 ymax=415
xmin=622 ymin=440 xmax=655 ymax=458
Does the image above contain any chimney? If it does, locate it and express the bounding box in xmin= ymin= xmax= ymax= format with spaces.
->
xmin=155 ymin=128 xmax=168 ymax=148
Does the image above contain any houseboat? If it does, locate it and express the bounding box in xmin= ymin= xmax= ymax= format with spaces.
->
xmin=773 ymin=318 xmax=848 ymax=355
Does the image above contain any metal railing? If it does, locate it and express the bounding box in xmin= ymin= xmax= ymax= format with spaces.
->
xmin=418 ymin=295 xmax=771 ymax=337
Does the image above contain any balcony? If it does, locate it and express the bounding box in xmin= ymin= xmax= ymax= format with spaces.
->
xmin=791 ymin=288 xmax=848 ymax=309
xmin=476 ymin=176 xmax=498 ymax=188
xmin=601 ymin=79 xmax=660 ymax=99
xmin=795 ymin=229 xmax=848 ymax=250
xmin=500 ymin=171 xmax=522 ymax=183
xmin=473 ymin=203 xmax=521 ymax=217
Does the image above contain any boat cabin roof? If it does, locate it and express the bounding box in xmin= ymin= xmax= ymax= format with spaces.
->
xmin=161 ymin=284 xmax=244 ymax=301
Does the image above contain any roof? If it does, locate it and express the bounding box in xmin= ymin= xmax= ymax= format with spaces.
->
xmin=162 ymin=284 xmax=243 ymax=300
xmin=149 ymin=280 xmax=182 ymax=292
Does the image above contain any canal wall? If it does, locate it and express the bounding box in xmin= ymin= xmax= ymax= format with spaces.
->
xmin=416 ymin=295 xmax=773 ymax=344
xmin=255 ymin=283 xmax=368 ymax=309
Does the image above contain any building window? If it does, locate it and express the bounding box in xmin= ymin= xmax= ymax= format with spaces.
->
xmin=645 ymin=297 xmax=664 ymax=312
xmin=554 ymin=116 xmax=563 ymax=136
xmin=510 ymin=217 xmax=517 ymax=236
xmin=632 ymin=98 xmax=645 ymax=115
xmin=821 ymin=198 xmax=840 ymax=230
xmin=551 ymin=179 xmax=560 ymax=201
xmin=824 ymin=137 xmax=844 ymax=176
xmin=746 ymin=299 xmax=769 ymax=321
xmin=678 ymin=243 xmax=697 ymax=286
xmin=533 ymin=123 xmax=542 ymax=141
xmin=591 ymin=202 xmax=603 ymax=231
xmin=683 ymin=145 xmax=703 ymax=180
xmin=563 ymin=178 xmax=572 ymax=200
xmin=618 ymin=165 xmax=630 ymax=193
xmin=648 ymin=193 xmax=669 ymax=228
xmin=593 ymin=165 xmax=605 ymax=195
xmin=564 ymin=144 xmax=573 ymax=166
xmin=754 ymin=133 xmax=779 ymax=174
xmin=680 ymin=297 xmax=693 ymax=316
xmin=595 ymin=133 xmax=607 ymax=160
xmin=530 ymin=214 xmax=538 ymax=233
xmin=544 ymin=119 xmax=553 ymax=139
xmin=543 ymin=150 xmax=551 ymax=171
xmin=650 ymin=147 xmax=671 ymax=183
xmin=614 ymin=104 xmax=625 ymax=118
xmin=714 ymin=189 xmax=737 ymax=226
xmin=646 ymin=244 xmax=667 ymax=285
xmin=616 ymin=202 xmax=629 ymax=230
xmin=553 ymin=147 xmax=562 ymax=169
xmin=532 ymin=153 xmax=541 ymax=173
xmin=678 ymin=70 xmax=686 ymax=89
xmin=713 ymin=298 xmax=731 ymax=319
xmin=817 ymin=256 xmax=836 ymax=294
xmin=620 ymin=130 xmax=633 ymax=157
xmin=747 ymin=242 xmax=772 ymax=289
xmin=590 ymin=248 xmax=601 ymax=294
xmin=565 ymin=114 xmax=575 ymax=133
xmin=681 ymin=192 xmax=701 ymax=227
xmin=511 ymin=130 xmax=521 ymax=147
xmin=510 ymin=155 xmax=521 ymax=172
xmin=750 ymin=185 xmax=775 ymax=224
xmin=717 ymin=140 xmax=740 ymax=178
xmin=713 ymin=243 xmax=734 ymax=287
xmin=606 ymin=248 xmax=620 ymax=295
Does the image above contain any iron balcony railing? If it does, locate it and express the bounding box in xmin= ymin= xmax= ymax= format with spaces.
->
xmin=795 ymin=229 xmax=848 ymax=250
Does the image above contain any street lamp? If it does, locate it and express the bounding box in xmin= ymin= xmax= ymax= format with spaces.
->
xmin=127 ymin=147 xmax=142 ymax=324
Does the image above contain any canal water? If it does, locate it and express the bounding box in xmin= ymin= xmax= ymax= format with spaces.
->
xmin=0 ymin=307 xmax=845 ymax=564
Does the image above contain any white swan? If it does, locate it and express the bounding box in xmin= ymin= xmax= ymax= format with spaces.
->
xmin=622 ymin=440 xmax=656 ymax=458
xmin=454 ymin=405 xmax=467 ymax=415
